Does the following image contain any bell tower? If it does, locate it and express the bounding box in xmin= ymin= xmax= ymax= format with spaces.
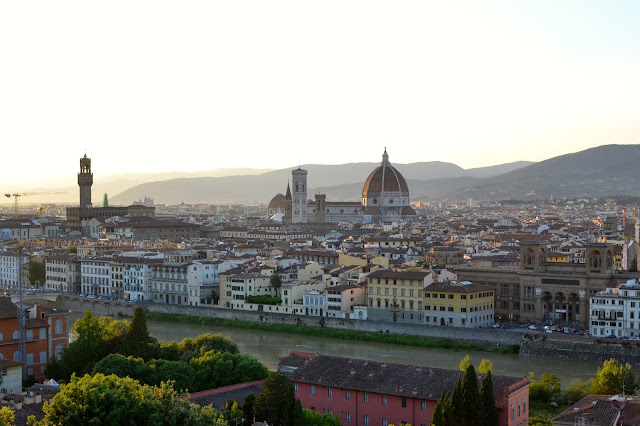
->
xmin=78 ymin=153 xmax=93 ymax=208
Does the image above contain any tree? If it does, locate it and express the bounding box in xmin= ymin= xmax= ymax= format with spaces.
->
xmin=0 ymin=407 xmax=15 ymax=426
xmin=462 ymin=364 xmax=483 ymax=426
xmin=177 ymin=333 xmax=239 ymax=358
xmin=479 ymin=371 xmax=498 ymax=426
xmin=148 ymin=359 xmax=195 ymax=392
xmin=591 ymin=358 xmax=637 ymax=395
xmin=563 ymin=378 xmax=593 ymax=405
xmin=301 ymin=408 xmax=341 ymax=426
xmin=478 ymin=359 xmax=493 ymax=374
xmin=242 ymin=392 xmax=255 ymax=424
xmin=528 ymin=372 xmax=561 ymax=402
xmin=28 ymin=259 xmax=45 ymax=288
xmin=270 ymin=273 xmax=282 ymax=297
xmin=55 ymin=311 xmax=127 ymax=378
xmin=119 ymin=307 xmax=153 ymax=360
xmin=431 ymin=389 xmax=447 ymax=426
xmin=66 ymin=247 xmax=78 ymax=254
xmin=449 ymin=375 xmax=464 ymax=425
xmin=459 ymin=354 xmax=471 ymax=372
xmin=28 ymin=374 xmax=222 ymax=426
xmin=253 ymin=373 xmax=291 ymax=426
xmin=91 ymin=354 xmax=157 ymax=386
xmin=190 ymin=351 xmax=268 ymax=392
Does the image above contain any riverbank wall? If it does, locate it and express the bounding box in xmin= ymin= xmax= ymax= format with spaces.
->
xmin=520 ymin=333 xmax=640 ymax=365
xmin=56 ymin=297 xmax=640 ymax=365
xmin=53 ymin=296 xmax=522 ymax=346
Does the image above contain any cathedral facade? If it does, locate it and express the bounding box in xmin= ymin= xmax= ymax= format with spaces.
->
xmin=271 ymin=149 xmax=417 ymax=224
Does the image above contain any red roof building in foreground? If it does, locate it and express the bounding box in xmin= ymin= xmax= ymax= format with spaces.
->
xmin=279 ymin=352 xmax=529 ymax=426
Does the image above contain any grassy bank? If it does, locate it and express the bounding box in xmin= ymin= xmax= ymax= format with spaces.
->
xmin=144 ymin=312 xmax=519 ymax=355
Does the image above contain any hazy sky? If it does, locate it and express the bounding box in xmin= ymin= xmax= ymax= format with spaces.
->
xmin=2 ymin=1 xmax=639 ymax=184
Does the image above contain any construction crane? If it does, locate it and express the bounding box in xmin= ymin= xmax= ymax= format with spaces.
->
xmin=4 ymin=192 xmax=67 ymax=218
xmin=37 ymin=203 xmax=54 ymax=237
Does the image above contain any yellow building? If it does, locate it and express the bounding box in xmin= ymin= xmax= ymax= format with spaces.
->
xmin=338 ymin=253 xmax=390 ymax=269
xmin=218 ymin=271 xmax=272 ymax=309
xmin=423 ymin=281 xmax=494 ymax=328
xmin=366 ymin=270 xmax=431 ymax=323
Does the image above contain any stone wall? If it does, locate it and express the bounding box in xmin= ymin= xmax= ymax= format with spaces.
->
xmin=520 ymin=333 xmax=640 ymax=365
xmin=54 ymin=296 xmax=522 ymax=346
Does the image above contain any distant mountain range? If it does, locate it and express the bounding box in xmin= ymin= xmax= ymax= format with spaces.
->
xmin=8 ymin=144 xmax=639 ymax=207
xmin=111 ymin=145 xmax=640 ymax=204
xmin=110 ymin=160 xmax=534 ymax=204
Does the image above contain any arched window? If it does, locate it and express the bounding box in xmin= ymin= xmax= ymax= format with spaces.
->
xmin=13 ymin=351 xmax=21 ymax=362
xmin=0 ymin=332 xmax=3 ymax=341
xmin=13 ymin=331 xmax=19 ymax=340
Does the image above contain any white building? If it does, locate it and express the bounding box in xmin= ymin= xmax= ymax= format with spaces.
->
xmin=0 ymin=251 xmax=29 ymax=288
xmin=80 ymin=258 xmax=111 ymax=296
xmin=123 ymin=259 xmax=154 ymax=301
xmin=590 ymin=280 xmax=640 ymax=338
xmin=45 ymin=254 xmax=81 ymax=293
xmin=302 ymin=289 xmax=325 ymax=316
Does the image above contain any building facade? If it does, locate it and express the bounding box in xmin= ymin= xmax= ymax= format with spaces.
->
xmin=281 ymin=353 xmax=530 ymax=426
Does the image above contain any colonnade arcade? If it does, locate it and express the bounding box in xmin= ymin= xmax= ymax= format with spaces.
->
xmin=539 ymin=289 xmax=583 ymax=324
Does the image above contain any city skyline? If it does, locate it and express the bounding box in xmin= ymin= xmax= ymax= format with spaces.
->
xmin=1 ymin=1 xmax=639 ymax=184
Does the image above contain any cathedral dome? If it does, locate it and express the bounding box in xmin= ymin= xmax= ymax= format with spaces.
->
xmin=362 ymin=149 xmax=409 ymax=199
xmin=269 ymin=193 xmax=286 ymax=210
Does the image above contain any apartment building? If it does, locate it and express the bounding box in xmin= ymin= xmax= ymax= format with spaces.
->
xmin=0 ymin=251 xmax=29 ymax=288
xmin=590 ymin=279 xmax=640 ymax=338
xmin=423 ymin=281 xmax=495 ymax=328
xmin=44 ymin=254 xmax=81 ymax=293
xmin=0 ymin=298 xmax=69 ymax=379
xmin=367 ymin=270 xmax=431 ymax=324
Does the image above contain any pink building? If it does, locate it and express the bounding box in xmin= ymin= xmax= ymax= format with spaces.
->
xmin=280 ymin=352 xmax=529 ymax=426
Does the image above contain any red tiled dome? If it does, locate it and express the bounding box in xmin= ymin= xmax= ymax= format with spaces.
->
xmin=362 ymin=149 xmax=409 ymax=197
xmin=269 ymin=193 xmax=286 ymax=209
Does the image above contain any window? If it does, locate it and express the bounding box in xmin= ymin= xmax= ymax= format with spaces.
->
xmin=402 ymin=397 xmax=407 ymax=408
xmin=382 ymin=395 xmax=388 ymax=405
xmin=311 ymin=385 xmax=315 ymax=395
xmin=346 ymin=390 xmax=351 ymax=400
xmin=55 ymin=319 xmax=63 ymax=334
xmin=294 ymin=383 xmax=298 ymax=392
xmin=421 ymin=401 xmax=427 ymax=411
xmin=364 ymin=392 xmax=369 ymax=403
xmin=328 ymin=388 xmax=333 ymax=398
xmin=40 ymin=351 xmax=46 ymax=364
xmin=345 ymin=412 xmax=351 ymax=423
xmin=364 ymin=415 xmax=369 ymax=426
xmin=27 ymin=353 xmax=34 ymax=365
xmin=382 ymin=419 xmax=388 ymax=426
xmin=55 ymin=343 xmax=63 ymax=360
xmin=39 ymin=328 xmax=46 ymax=340
xmin=26 ymin=329 xmax=33 ymax=340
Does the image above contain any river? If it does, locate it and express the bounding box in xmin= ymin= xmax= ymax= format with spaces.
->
xmin=67 ymin=312 xmax=605 ymax=385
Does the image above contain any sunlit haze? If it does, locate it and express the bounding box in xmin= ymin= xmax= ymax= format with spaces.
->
xmin=1 ymin=1 xmax=639 ymax=185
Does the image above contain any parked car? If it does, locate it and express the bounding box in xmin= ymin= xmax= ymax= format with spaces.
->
xmin=605 ymin=334 xmax=618 ymax=339
xmin=491 ymin=323 xmax=501 ymax=329
xmin=629 ymin=337 xmax=640 ymax=341
xmin=528 ymin=324 xmax=538 ymax=330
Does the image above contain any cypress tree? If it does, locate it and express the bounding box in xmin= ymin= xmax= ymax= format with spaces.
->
xmin=449 ymin=375 xmax=464 ymax=425
xmin=242 ymin=392 xmax=255 ymax=423
xmin=462 ymin=364 xmax=484 ymax=425
xmin=480 ymin=371 xmax=499 ymax=426
xmin=431 ymin=389 xmax=447 ymax=426
xmin=119 ymin=307 xmax=152 ymax=360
